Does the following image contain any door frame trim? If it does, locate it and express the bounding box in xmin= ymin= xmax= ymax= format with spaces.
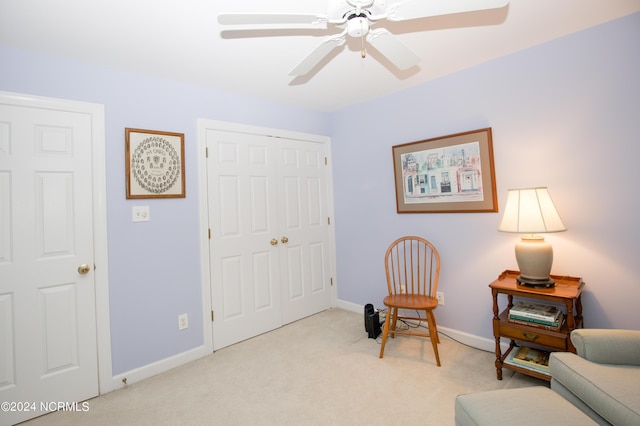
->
xmin=197 ymin=119 xmax=337 ymax=352
xmin=0 ymin=91 xmax=113 ymax=394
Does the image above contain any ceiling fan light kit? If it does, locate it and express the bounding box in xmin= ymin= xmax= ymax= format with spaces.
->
xmin=347 ymin=15 xmax=369 ymax=37
xmin=218 ymin=0 xmax=510 ymax=77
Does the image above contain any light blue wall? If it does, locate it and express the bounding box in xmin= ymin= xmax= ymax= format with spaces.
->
xmin=0 ymin=46 xmax=330 ymax=374
xmin=329 ymin=12 xmax=640 ymax=338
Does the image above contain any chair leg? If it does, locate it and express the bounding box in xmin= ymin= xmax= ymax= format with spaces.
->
xmin=390 ymin=307 xmax=398 ymax=338
xmin=379 ymin=307 xmax=392 ymax=358
xmin=426 ymin=309 xmax=441 ymax=366
xmin=428 ymin=310 xmax=440 ymax=344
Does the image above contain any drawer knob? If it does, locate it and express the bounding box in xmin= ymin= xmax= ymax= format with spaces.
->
xmin=522 ymin=332 xmax=539 ymax=341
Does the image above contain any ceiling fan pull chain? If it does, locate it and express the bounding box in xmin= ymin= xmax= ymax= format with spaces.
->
xmin=360 ymin=19 xmax=366 ymax=58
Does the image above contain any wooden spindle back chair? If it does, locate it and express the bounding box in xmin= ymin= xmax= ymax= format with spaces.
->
xmin=379 ymin=236 xmax=442 ymax=366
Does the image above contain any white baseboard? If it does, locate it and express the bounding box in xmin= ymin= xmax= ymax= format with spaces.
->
xmin=335 ymin=299 xmax=363 ymax=314
xmin=436 ymin=325 xmax=506 ymax=353
xmin=102 ymin=345 xmax=210 ymax=394
xmin=336 ymin=299 xmax=509 ymax=353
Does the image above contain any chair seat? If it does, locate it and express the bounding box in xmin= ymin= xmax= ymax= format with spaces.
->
xmin=383 ymin=294 xmax=438 ymax=310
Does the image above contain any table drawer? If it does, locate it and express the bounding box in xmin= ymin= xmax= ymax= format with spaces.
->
xmin=499 ymin=321 xmax=568 ymax=350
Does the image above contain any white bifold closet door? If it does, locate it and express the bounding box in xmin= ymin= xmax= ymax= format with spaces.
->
xmin=204 ymin=127 xmax=333 ymax=350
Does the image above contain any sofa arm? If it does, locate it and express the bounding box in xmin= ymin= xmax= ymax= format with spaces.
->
xmin=571 ymin=329 xmax=640 ymax=366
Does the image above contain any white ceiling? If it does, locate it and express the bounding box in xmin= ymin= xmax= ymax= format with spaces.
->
xmin=1 ymin=0 xmax=639 ymax=112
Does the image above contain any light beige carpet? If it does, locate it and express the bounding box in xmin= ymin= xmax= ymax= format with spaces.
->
xmin=21 ymin=308 xmax=546 ymax=425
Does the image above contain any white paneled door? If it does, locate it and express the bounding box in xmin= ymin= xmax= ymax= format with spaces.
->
xmin=205 ymin=127 xmax=333 ymax=350
xmin=276 ymin=138 xmax=332 ymax=325
xmin=0 ymin=103 xmax=99 ymax=424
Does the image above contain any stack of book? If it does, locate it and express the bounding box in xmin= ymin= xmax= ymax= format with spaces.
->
xmin=506 ymin=346 xmax=550 ymax=373
xmin=508 ymin=301 xmax=564 ymax=331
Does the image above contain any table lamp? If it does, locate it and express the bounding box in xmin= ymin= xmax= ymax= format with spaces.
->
xmin=498 ymin=187 xmax=566 ymax=287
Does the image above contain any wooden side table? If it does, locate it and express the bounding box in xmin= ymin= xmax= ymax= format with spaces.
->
xmin=489 ymin=270 xmax=585 ymax=381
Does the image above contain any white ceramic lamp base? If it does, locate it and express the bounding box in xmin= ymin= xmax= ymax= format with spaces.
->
xmin=514 ymin=235 xmax=555 ymax=287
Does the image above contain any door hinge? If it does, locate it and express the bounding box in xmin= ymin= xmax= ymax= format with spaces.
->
xmin=324 ymin=157 xmax=328 ymax=165
xmin=327 ymin=217 xmax=331 ymax=225
xmin=211 ymin=310 xmax=215 ymax=322
xmin=208 ymin=228 xmax=211 ymax=239
xmin=206 ymin=147 xmax=209 ymax=158
xmin=330 ymin=277 xmax=334 ymax=286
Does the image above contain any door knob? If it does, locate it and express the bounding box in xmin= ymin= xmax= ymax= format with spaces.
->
xmin=77 ymin=264 xmax=91 ymax=275
xmin=270 ymin=239 xmax=278 ymax=246
xmin=281 ymin=236 xmax=289 ymax=244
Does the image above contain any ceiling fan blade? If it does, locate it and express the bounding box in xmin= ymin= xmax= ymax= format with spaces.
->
xmin=366 ymin=28 xmax=420 ymax=70
xmin=289 ymin=33 xmax=346 ymax=76
xmin=385 ymin=0 xmax=509 ymax=22
xmin=218 ymin=13 xmax=328 ymax=28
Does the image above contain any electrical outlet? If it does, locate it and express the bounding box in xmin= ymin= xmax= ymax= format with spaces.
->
xmin=178 ymin=313 xmax=188 ymax=330
xmin=436 ymin=291 xmax=445 ymax=305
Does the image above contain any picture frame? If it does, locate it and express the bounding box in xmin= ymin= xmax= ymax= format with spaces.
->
xmin=392 ymin=128 xmax=497 ymax=213
xmin=125 ymin=128 xmax=185 ymax=199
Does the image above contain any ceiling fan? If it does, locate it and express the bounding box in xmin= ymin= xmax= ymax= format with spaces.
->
xmin=218 ymin=0 xmax=510 ymax=77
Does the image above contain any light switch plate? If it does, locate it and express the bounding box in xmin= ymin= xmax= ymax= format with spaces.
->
xmin=132 ymin=206 xmax=150 ymax=222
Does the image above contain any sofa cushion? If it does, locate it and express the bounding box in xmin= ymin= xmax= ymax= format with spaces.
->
xmin=571 ymin=329 xmax=640 ymax=366
xmin=550 ymin=352 xmax=640 ymax=426
xmin=455 ymin=386 xmax=596 ymax=426
xmin=551 ymin=379 xmax=612 ymax=425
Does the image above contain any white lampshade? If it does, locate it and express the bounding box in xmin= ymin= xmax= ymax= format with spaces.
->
xmin=498 ymin=187 xmax=566 ymax=233
xmin=498 ymin=187 xmax=566 ymax=287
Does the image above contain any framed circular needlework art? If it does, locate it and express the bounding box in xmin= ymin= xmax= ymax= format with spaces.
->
xmin=125 ymin=128 xmax=185 ymax=199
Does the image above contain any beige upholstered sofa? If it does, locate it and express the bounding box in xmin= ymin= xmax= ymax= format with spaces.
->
xmin=455 ymin=329 xmax=640 ymax=426
xmin=549 ymin=329 xmax=640 ymax=426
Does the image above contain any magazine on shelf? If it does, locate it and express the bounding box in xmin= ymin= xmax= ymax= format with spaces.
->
xmin=505 ymin=346 xmax=550 ymax=373
xmin=508 ymin=312 xmax=564 ymax=331
xmin=509 ymin=301 xmax=561 ymax=322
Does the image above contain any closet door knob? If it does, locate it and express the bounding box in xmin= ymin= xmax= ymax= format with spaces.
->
xmin=281 ymin=236 xmax=289 ymax=244
xmin=270 ymin=239 xmax=278 ymax=246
